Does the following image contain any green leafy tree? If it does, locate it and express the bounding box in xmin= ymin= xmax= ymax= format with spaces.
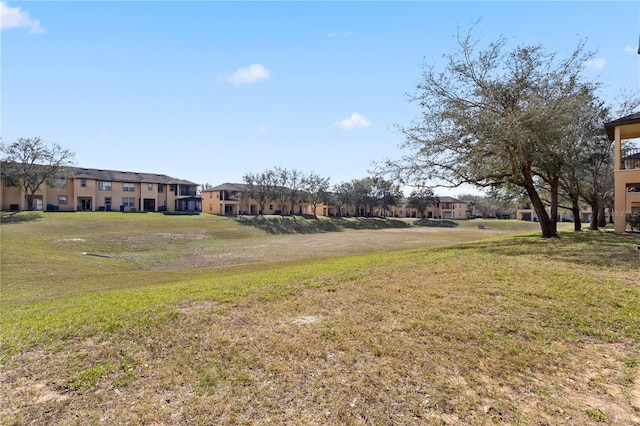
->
xmin=407 ymin=188 xmax=439 ymax=218
xmin=372 ymin=178 xmax=403 ymax=217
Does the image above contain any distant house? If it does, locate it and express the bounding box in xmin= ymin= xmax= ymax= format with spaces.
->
xmin=202 ymin=183 xmax=468 ymax=219
xmin=1 ymin=166 xmax=201 ymax=213
xmin=387 ymin=196 xmax=468 ymax=219
xmin=516 ymin=204 xmax=606 ymax=224
xmin=604 ymin=112 xmax=640 ymax=232
xmin=202 ymin=183 xmax=313 ymax=216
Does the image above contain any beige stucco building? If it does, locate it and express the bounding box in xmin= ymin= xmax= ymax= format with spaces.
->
xmin=605 ymin=112 xmax=640 ymax=233
xmin=202 ymin=183 xmax=468 ymax=219
xmin=1 ymin=167 xmax=201 ymax=213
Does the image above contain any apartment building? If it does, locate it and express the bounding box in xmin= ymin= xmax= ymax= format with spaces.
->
xmin=386 ymin=196 xmax=468 ymax=219
xmin=1 ymin=166 xmax=201 ymax=213
xmin=202 ymin=183 xmax=468 ymax=219
xmin=605 ymin=112 xmax=640 ymax=232
xmin=515 ymin=204 xmax=609 ymax=224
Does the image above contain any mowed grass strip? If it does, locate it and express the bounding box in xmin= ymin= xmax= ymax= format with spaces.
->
xmin=1 ymin=214 xmax=639 ymax=425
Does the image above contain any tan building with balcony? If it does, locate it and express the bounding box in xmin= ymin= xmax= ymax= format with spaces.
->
xmin=202 ymin=183 xmax=468 ymax=219
xmin=1 ymin=166 xmax=201 ymax=213
xmin=605 ymin=112 xmax=640 ymax=233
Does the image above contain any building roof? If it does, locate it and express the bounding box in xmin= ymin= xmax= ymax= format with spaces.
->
xmin=72 ymin=167 xmax=197 ymax=186
xmin=604 ymin=112 xmax=640 ymax=141
xmin=438 ymin=196 xmax=465 ymax=203
xmin=204 ymin=182 xmax=248 ymax=192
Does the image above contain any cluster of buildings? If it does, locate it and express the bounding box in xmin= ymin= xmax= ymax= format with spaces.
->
xmin=0 ymin=169 xmax=469 ymax=220
xmin=2 ymin=113 xmax=639 ymax=232
xmin=201 ymin=183 xmax=469 ymax=219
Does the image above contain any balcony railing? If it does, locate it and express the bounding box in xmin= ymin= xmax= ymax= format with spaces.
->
xmin=621 ymin=148 xmax=640 ymax=170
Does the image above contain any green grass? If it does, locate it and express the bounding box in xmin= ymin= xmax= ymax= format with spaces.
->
xmin=1 ymin=212 xmax=639 ymax=425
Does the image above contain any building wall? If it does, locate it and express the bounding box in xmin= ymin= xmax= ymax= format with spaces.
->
xmin=2 ymin=171 xmax=199 ymax=213
xmin=202 ymin=188 xmax=469 ymax=220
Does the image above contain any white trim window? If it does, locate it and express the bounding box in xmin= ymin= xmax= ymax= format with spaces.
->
xmin=98 ymin=181 xmax=112 ymax=191
xmin=58 ymin=195 xmax=68 ymax=205
xmin=123 ymin=183 xmax=135 ymax=192
xmin=123 ymin=197 xmax=135 ymax=207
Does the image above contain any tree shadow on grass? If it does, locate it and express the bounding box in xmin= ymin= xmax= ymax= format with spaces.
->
xmin=413 ymin=219 xmax=459 ymax=228
xmin=236 ymin=216 xmax=410 ymax=235
xmin=237 ymin=216 xmax=343 ymax=234
xmin=457 ymin=231 xmax=640 ymax=269
xmin=328 ymin=217 xmax=411 ymax=230
xmin=0 ymin=212 xmax=43 ymax=224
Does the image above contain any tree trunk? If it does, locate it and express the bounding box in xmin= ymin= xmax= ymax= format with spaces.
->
xmin=571 ymin=199 xmax=582 ymax=231
xmin=589 ymin=201 xmax=599 ymax=231
xmin=597 ymin=200 xmax=606 ymax=228
xmin=26 ymin=195 xmax=34 ymax=211
xmin=526 ymin=184 xmax=558 ymax=238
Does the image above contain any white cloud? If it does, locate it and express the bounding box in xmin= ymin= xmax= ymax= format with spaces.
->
xmin=0 ymin=2 xmax=45 ymax=34
xmin=335 ymin=113 xmax=372 ymax=130
xmin=220 ymin=64 xmax=270 ymax=86
xmin=584 ymin=58 xmax=606 ymax=71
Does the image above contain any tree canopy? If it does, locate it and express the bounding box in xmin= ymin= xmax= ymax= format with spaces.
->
xmin=1 ymin=137 xmax=75 ymax=211
xmin=386 ymin=30 xmax=602 ymax=237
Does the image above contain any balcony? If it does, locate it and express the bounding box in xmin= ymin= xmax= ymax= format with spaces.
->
xmin=221 ymin=190 xmax=241 ymax=201
xmin=178 ymin=187 xmax=198 ymax=197
xmin=621 ymin=148 xmax=640 ymax=170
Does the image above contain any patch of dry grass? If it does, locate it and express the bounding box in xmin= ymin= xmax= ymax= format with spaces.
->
xmin=2 ymin=213 xmax=639 ymax=425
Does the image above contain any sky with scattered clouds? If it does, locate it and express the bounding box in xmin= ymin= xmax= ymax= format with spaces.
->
xmin=2 ymin=1 xmax=639 ymax=195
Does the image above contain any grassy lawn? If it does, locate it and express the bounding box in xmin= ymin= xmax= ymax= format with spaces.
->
xmin=1 ymin=212 xmax=639 ymax=425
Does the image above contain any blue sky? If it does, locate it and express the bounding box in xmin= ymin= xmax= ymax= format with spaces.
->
xmin=2 ymin=1 xmax=639 ymax=195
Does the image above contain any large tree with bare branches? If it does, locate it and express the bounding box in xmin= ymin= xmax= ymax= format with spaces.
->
xmin=1 ymin=137 xmax=75 ymax=211
xmin=385 ymin=30 xmax=599 ymax=238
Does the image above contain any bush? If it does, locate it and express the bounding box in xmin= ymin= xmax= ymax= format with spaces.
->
xmin=626 ymin=212 xmax=640 ymax=231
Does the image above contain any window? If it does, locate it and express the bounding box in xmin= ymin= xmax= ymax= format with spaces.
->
xmin=169 ymin=184 xmax=176 ymax=193
xmin=99 ymin=181 xmax=112 ymax=191
xmin=123 ymin=197 xmax=135 ymax=207
xmin=158 ymin=184 xmax=164 ymax=193
xmin=105 ymin=197 xmax=112 ymax=206
xmin=81 ymin=179 xmax=87 ymax=187
xmin=58 ymin=195 xmax=68 ymax=205
xmin=123 ymin=183 xmax=135 ymax=192
xmin=148 ymin=183 xmax=153 ymax=191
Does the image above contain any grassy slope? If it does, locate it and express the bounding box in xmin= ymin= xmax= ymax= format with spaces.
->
xmin=1 ymin=213 xmax=639 ymax=425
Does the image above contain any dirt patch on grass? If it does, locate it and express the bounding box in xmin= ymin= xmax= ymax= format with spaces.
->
xmin=155 ymin=226 xmax=516 ymax=270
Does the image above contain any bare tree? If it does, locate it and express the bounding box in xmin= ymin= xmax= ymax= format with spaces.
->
xmin=243 ymin=169 xmax=276 ymax=216
xmin=384 ymin=29 xmax=599 ymax=238
xmin=1 ymin=137 xmax=75 ymax=211
xmin=302 ymin=172 xmax=330 ymax=218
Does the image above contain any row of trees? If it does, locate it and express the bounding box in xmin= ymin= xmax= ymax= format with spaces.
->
xmin=383 ymin=28 xmax=638 ymax=237
xmin=242 ymin=168 xmax=330 ymax=218
xmin=241 ymin=167 xmax=441 ymax=218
